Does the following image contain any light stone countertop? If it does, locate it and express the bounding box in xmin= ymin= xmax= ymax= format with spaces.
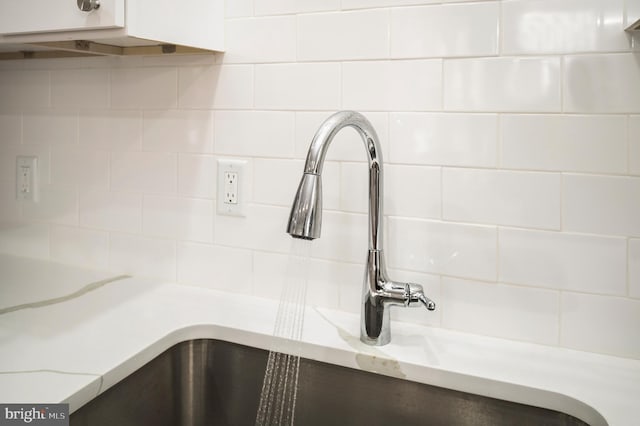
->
xmin=0 ymin=254 xmax=638 ymax=425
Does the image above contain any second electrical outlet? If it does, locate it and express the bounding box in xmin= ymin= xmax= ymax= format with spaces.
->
xmin=217 ymin=159 xmax=247 ymax=216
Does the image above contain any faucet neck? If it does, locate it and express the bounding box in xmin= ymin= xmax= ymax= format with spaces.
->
xmin=303 ymin=111 xmax=384 ymax=251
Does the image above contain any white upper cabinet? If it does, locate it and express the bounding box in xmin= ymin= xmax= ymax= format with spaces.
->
xmin=0 ymin=0 xmax=125 ymax=35
xmin=0 ymin=0 xmax=224 ymax=57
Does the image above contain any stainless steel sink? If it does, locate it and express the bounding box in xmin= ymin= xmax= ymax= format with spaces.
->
xmin=71 ymin=339 xmax=590 ymax=426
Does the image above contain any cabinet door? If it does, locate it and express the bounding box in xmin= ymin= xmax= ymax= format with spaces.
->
xmin=0 ymin=0 xmax=125 ymax=35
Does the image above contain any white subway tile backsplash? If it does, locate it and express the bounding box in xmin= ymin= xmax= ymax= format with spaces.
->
xmin=563 ymin=174 xmax=640 ymax=237
xmin=143 ymin=110 xmax=213 ymax=153
xmin=563 ymin=54 xmax=640 ymax=113
xmin=391 ymin=3 xmax=499 ymax=58
xmin=79 ymin=190 xmax=142 ymax=233
xmin=341 ymin=163 xmax=441 ymax=218
xmin=109 ymin=233 xmax=176 ymax=281
xmin=215 ymin=110 xmax=294 ymax=157
xmin=0 ymin=112 xmax=22 ymax=144
xmin=309 ymin=210 xmax=368 ymax=264
xmin=388 ymin=218 xmax=497 ymax=281
xmin=178 ymin=242 xmax=253 ymax=293
xmin=253 ymin=251 xmax=295 ymax=300
xmin=22 ymin=184 xmax=78 ymax=226
xmin=255 ymin=0 xmax=340 ymax=15
xmin=255 ymin=63 xmax=341 ymax=110
xmin=0 ymin=70 xmax=49 ymax=109
xmin=499 ymin=228 xmax=627 ymax=295
xmin=111 ymin=151 xmax=177 ymax=194
xmin=444 ymin=57 xmax=561 ymax=112
xmin=51 ymin=147 xmax=109 ymax=188
xmin=179 ymin=65 xmax=254 ymax=109
xmin=0 ymin=144 xmax=50 ymax=186
xmin=443 ymin=169 xmax=561 ymax=229
xmin=389 ymin=113 xmax=497 ymax=167
xmin=630 ymin=239 xmax=640 ymax=299
xmin=294 ymin=112 xmax=390 ymax=162
xmin=0 ymin=146 xmax=18 ymax=185
xmin=253 ymin=251 xmax=347 ymax=310
xmin=111 ymin=67 xmax=178 ymax=109
xmin=339 ymin=162 xmax=369 ymax=214
xmin=178 ymin=154 xmax=216 ymax=199
xmin=502 ymin=0 xmax=629 ymax=54
xmin=298 ymin=10 xmax=389 ymax=61
xmin=51 ymin=69 xmax=109 ymax=109
xmin=20 ymin=56 xmax=118 ymax=70
xmin=254 ymin=159 xmax=308 ymax=207
xmin=143 ymin=195 xmax=214 ymax=243
xmin=442 ymin=277 xmax=559 ymax=345
xmin=386 ymin=165 xmax=441 ymax=219
xmin=342 ymin=0 xmax=437 ymax=9
xmin=23 ymin=110 xmax=77 ymax=146
xmin=50 ymin=225 xmax=109 ymax=270
xmin=343 ymin=60 xmax=442 ymax=111
xmin=224 ymin=0 xmax=252 ymax=18
xmin=561 ymin=293 xmax=640 ymax=358
xmin=79 ymin=110 xmax=141 ymax=151
xmin=214 ymin=204 xmax=292 ymax=253
xmin=222 ymin=16 xmax=296 ymax=64
xmin=630 ymin=116 xmax=640 ymax=175
xmin=501 ymin=115 xmax=627 ymax=173
xmin=0 ymin=222 xmax=50 ymax=259
xmin=0 ymin=182 xmax=20 ymax=222
xmin=321 ymin=163 xmax=341 ymax=210
xmin=308 ymin=257 xmax=357 ymax=311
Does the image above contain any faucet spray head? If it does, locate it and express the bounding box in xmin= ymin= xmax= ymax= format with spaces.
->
xmin=287 ymin=173 xmax=322 ymax=240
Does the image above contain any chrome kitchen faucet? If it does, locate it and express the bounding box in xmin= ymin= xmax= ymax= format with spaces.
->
xmin=287 ymin=111 xmax=436 ymax=346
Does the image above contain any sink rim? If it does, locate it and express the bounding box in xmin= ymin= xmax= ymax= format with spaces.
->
xmin=80 ymin=324 xmax=608 ymax=426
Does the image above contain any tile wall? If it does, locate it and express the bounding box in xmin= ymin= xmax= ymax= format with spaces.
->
xmin=1 ymin=0 xmax=640 ymax=359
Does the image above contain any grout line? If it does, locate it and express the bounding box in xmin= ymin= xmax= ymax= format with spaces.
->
xmin=626 ymin=238 xmax=631 ymax=297
xmin=626 ymin=114 xmax=631 ymax=175
xmin=560 ymin=55 xmax=565 ymax=113
xmin=495 ymin=226 xmax=500 ymax=283
xmin=559 ymin=172 xmax=565 ymax=232
xmin=557 ymin=290 xmax=563 ymax=346
xmin=495 ymin=113 xmax=501 ymax=168
xmin=211 ymin=50 xmax=635 ymax=67
xmin=439 ymin=166 xmax=444 ymax=220
xmin=498 ymin=0 xmax=503 ymax=56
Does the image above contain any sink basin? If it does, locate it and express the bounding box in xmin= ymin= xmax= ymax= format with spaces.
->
xmin=71 ymin=339 xmax=590 ymax=426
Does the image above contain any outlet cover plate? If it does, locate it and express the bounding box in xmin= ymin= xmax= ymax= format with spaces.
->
xmin=16 ymin=156 xmax=38 ymax=202
xmin=217 ymin=159 xmax=247 ymax=217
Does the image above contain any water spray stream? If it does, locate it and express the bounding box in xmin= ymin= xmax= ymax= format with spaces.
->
xmin=255 ymin=239 xmax=311 ymax=426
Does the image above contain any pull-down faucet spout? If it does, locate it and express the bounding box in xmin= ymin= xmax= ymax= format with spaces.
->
xmin=287 ymin=111 xmax=436 ymax=346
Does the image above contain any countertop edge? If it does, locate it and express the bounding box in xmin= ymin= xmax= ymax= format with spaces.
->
xmin=81 ymin=322 xmax=609 ymax=426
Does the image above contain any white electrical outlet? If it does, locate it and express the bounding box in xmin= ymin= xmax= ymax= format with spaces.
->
xmin=224 ymin=171 xmax=238 ymax=204
xmin=217 ymin=159 xmax=247 ymax=216
xmin=16 ymin=156 xmax=38 ymax=202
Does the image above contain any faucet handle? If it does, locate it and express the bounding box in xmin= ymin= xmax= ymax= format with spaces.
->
xmin=417 ymin=293 xmax=436 ymax=311
xmin=407 ymin=284 xmax=436 ymax=311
